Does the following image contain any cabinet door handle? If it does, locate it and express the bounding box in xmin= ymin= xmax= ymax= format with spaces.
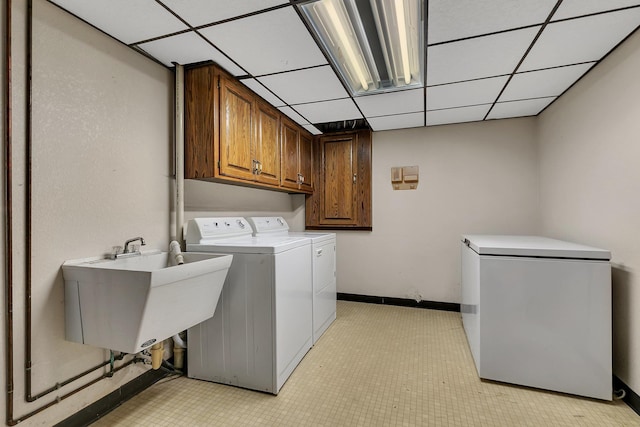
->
xmin=353 ymin=173 xmax=357 ymax=183
xmin=253 ymin=160 xmax=262 ymax=175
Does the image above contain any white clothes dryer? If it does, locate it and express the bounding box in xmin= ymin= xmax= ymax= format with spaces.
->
xmin=246 ymin=217 xmax=336 ymax=344
xmin=185 ymin=217 xmax=312 ymax=394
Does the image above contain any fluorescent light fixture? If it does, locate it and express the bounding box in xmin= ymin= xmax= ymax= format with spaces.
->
xmin=299 ymin=0 xmax=424 ymax=96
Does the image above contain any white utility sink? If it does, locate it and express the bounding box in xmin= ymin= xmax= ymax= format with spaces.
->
xmin=63 ymin=251 xmax=232 ymax=353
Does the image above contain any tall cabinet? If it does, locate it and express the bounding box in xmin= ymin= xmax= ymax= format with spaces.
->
xmin=305 ymin=129 xmax=372 ymax=230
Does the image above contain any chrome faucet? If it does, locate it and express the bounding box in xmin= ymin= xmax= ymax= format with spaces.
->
xmin=123 ymin=237 xmax=146 ymax=254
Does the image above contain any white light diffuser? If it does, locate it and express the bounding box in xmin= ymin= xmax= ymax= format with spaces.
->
xmin=299 ymin=0 xmax=424 ymax=96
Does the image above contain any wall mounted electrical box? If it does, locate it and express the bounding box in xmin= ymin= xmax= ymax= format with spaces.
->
xmin=391 ymin=166 xmax=419 ymax=190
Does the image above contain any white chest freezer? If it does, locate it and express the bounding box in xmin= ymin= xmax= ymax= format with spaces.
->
xmin=461 ymin=235 xmax=612 ymax=400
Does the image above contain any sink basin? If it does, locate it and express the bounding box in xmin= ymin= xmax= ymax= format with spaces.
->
xmin=63 ymin=251 xmax=233 ymax=353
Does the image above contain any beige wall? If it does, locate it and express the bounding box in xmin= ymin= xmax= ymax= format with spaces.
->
xmin=1 ymin=1 xmax=173 ymax=424
xmin=184 ymin=180 xmax=306 ymax=231
xmin=538 ymin=29 xmax=640 ymax=395
xmin=335 ymin=118 xmax=541 ymax=302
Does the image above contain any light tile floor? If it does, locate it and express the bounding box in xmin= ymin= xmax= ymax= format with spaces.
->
xmin=93 ymin=301 xmax=640 ymax=426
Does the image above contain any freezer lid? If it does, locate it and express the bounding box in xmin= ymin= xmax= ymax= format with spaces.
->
xmin=462 ymin=235 xmax=611 ymax=260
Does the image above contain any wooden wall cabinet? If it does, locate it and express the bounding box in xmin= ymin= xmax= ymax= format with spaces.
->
xmin=185 ymin=63 xmax=312 ymax=194
xmin=280 ymin=117 xmax=313 ymax=194
xmin=305 ymin=129 xmax=372 ymax=230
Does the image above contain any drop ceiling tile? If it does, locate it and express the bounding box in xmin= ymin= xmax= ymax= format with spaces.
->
xmin=426 ymin=105 xmax=491 ymax=126
xmin=240 ymin=79 xmax=285 ymax=107
xmin=302 ymin=124 xmax=323 ymax=135
xmin=161 ymin=0 xmax=288 ymax=27
xmin=429 ymin=0 xmax=556 ymax=44
xmin=487 ymin=97 xmax=556 ymax=119
xmin=499 ymin=63 xmax=594 ymax=102
xmin=427 ymin=76 xmax=508 ymax=110
xmin=278 ymin=107 xmax=310 ymax=127
xmin=50 ymin=0 xmax=188 ymax=44
xmin=520 ymin=8 xmax=640 ymax=71
xmin=293 ymin=99 xmax=362 ymax=124
xmin=368 ymin=112 xmax=424 ymax=131
xmin=199 ymin=7 xmax=327 ymax=76
xmin=355 ymin=89 xmax=424 ymax=118
xmin=137 ymin=32 xmax=244 ymax=73
xmin=257 ymin=66 xmax=348 ymax=105
xmin=427 ymin=27 xmax=540 ymax=85
xmin=553 ymin=0 xmax=640 ymax=20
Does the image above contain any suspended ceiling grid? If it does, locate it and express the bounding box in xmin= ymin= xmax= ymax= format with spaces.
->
xmin=48 ymin=0 xmax=640 ymax=133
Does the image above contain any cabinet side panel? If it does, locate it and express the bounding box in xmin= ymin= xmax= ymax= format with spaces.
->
xmin=280 ymin=119 xmax=300 ymax=189
xmin=356 ymin=129 xmax=372 ymax=227
xmin=305 ymin=136 xmax=322 ymax=227
xmin=185 ymin=66 xmax=217 ymax=178
xmin=299 ymin=131 xmax=313 ymax=193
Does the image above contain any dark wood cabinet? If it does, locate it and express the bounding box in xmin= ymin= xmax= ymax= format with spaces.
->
xmin=306 ymin=129 xmax=372 ymax=230
xmin=280 ymin=117 xmax=313 ymax=194
xmin=185 ymin=63 xmax=314 ymax=193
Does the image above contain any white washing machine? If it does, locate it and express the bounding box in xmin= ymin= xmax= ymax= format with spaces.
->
xmin=246 ymin=217 xmax=336 ymax=344
xmin=461 ymin=234 xmax=612 ymax=400
xmin=185 ymin=217 xmax=312 ymax=394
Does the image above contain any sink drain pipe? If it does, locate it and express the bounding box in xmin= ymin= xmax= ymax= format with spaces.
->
xmin=172 ymin=63 xmax=188 ymax=370
xmin=172 ymin=333 xmax=186 ymax=370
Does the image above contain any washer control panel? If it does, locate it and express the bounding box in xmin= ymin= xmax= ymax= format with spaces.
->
xmin=246 ymin=216 xmax=289 ymax=235
xmin=186 ymin=217 xmax=252 ymax=243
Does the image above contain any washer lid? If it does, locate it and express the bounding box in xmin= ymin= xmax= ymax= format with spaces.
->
xmin=187 ymin=234 xmax=310 ymax=254
xmin=288 ymin=231 xmax=336 ymax=243
xmin=462 ymin=235 xmax=611 ymax=260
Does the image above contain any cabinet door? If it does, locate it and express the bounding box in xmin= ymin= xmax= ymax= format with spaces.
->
xmin=254 ymin=100 xmax=280 ymax=186
xmin=298 ymin=131 xmax=313 ymax=193
xmin=280 ymin=118 xmax=301 ymax=191
xmin=320 ymin=135 xmax=358 ymax=225
xmin=219 ymin=75 xmax=255 ymax=181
